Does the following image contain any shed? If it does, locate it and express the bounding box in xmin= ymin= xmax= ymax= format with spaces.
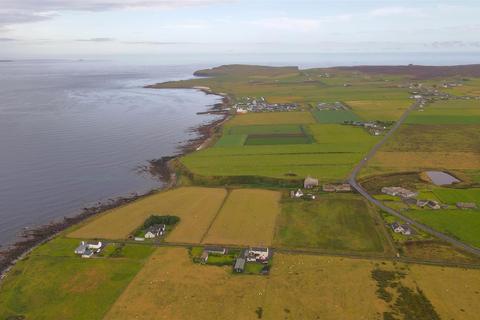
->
xmin=304 ymin=176 xmax=319 ymax=189
xmin=234 ymin=258 xmax=246 ymax=273
xmin=457 ymin=202 xmax=477 ymax=209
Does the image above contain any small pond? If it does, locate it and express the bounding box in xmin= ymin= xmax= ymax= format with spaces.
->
xmin=426 ymin=171 xmax=460 ymax=185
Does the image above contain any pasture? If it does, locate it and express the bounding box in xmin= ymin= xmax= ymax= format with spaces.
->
xmin=181 ymin=145 xmax=365 ymax=181
xmin=409 ymin=264 xmax=480 ymax=320
xmin=226 ymin=112 xmax=316 ymax=126
xmin=432 ymin=188 xmax=480 ymax=204
xmin=346 ymin=99 xmax=411 ymax=120
xmin=405 ymin=209 xmax=480 ymax=247
xmin=311 ymin=109 xmax=361 ymax=123
xmin=274 ymin=194 xmax=388 ymax=253
xmin=68 ymin=187 xmax=227 ymax=243
xmin=104 ymin=247 xmax=269 ymax=320
xmin=406 ymin=100 xmax=480 ymax=125
xmin=202 ymin=189 xmax=281 ymax=246
xmin=0 ymin=238 xmax=154 ymax=320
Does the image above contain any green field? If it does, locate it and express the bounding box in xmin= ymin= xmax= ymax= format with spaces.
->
xmin=214 ymin=134 xmax=247 ymax=147
xmin=0 ymin=238 xmax=154 ymax=320
xmin=227 ymin=124 xmax=304 ymax=135
xmin=312 ymin=109 xmax=362 ymax=123
xmin=244 ymin=134 xmax=312 ymax=145
xmin=432 ymin=188 xmax=480 ymax=204
xmin=406 ymin=100 xmax=480 ymax=125
xmin=406 ymin=209 xmax=480 ymax=247
xmin=274 ymin=194 xmax=388 ymax=253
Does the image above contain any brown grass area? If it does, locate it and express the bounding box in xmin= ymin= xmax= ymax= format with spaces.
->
xmin=68 ymin=187 xmax=227 ymax=242
xmin=409 ymin=264 xmax=480 ymax=320
xmin=226 ymin=112 xmax=316 ymax=126
xmin=266 ymin=96 xmax=304 ymax=104
xmin=402 ymin=241 xmax=480 ymax=264
xmin=264 ymin=254 xmax=389 ymax=319
xmin=106 ymin=249 xmax=390 ymax=320
xmin=346 ymin=99 xmax=410 ymax=120
xmin=202 ymin=189 xmax=281 ymax=246
xmin=371 ymin=151 xmax=480 ymax=170
xmin=104 ymin=247 xmax=268 ymax=320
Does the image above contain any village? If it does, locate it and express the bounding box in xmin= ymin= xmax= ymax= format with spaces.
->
xmin=233 ymin=96 xmax=298 ymax=113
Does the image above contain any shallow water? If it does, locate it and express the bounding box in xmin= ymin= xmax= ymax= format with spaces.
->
xmin=426 ymin=171 xmax=460 ymax=186
xmin=0 ymin=60 xmax=221 ymax=246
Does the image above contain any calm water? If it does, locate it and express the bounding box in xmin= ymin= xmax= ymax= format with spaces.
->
xmin=0 ymin=60 xmax=221 ymax=246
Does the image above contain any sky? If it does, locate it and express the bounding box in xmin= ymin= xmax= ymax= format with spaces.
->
xmin=1 ymin=0 xmax=480 ymax=58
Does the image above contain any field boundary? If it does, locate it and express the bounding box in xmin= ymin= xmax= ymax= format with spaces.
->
xmin=199 ymin=189 xmax=231 ymax=243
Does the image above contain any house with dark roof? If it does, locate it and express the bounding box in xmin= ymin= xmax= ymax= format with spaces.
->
xmin=144 ymin=224 xmax=166 ymax=239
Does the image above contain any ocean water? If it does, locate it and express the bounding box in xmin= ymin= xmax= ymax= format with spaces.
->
xmin=0 ymin=60 xmax=221 ymax=246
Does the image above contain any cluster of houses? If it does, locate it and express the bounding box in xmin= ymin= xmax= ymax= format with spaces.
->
xmin=390 ymin=222 xmax=413 ymax=236
xmin=343 ymin=120 xmax=390 ymax=136
xmin=144 ymin=224 xmax=166 ymax=239
xmin=381 ymin=187 xmax=418 ymax=199
xmin=291 ymin=177 xmax=352 ymax=199
xmin=199 ymin=246 xmax=271 ymax=274
xmin=74 ymin=241 xmax=103 ymax=258
xmin=317 ymin=101 xmax=348 ymax=111
xmin=234 ymin=247 xmax=270 ymax=274
xmin=234 ymin=97 xmax=298 ymax=113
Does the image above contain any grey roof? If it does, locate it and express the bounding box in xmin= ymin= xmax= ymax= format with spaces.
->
xmin=234 ymin=258 xmax=246 ymax=270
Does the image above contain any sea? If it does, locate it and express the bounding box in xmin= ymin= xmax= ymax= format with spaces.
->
xmin=0 ymin=52 xmax=478 ymax=246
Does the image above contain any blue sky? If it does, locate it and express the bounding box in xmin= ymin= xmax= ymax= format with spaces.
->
xmin=1 ymin=0 xmax=480 ymax=57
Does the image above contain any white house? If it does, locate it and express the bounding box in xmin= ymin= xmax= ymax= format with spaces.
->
xmin=294 ymin=189 xmax=304 ymax=198
xmin=247 ymin=247 xmax=269 ymax=262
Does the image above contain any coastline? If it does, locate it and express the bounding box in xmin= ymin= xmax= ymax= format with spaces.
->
xmin=0 ymin=87 xmax=230 ymax=279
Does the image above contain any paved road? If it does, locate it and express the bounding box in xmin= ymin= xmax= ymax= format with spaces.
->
xmin=347 ymin=101 xmax=480 ymax=257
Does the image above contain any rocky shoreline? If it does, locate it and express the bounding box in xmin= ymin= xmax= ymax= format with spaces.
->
xmin=0 ymin=89 xmax=230 ymax=279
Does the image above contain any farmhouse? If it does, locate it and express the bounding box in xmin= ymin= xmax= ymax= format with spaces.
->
xmin=381 ymin=187 xmax=418 ymax=198
xmin=246 ymin=247 xmax=270 ymax=262
xmin=234 ymin=257 xmax=246 ymax=273
xmin=294 ymin=189 xmax=304 ymax=198
xmin=457 ymin=202 xmax=477 ymax=209
xmin=390 ymin=222 xmax=412 ymax=236
xmin=74 ymin=241 xmax=103 ymax=258
xmin=304 ymin=176 xmax=319 ymax=189
xmin=144 ymin=224 xmax=166 ymax=239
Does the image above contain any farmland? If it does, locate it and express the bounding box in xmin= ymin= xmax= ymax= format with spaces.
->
xmin=69 ymin=187 xmax=227 ymax=243
xmin=0 ymin=238 xmax=154 ymax=320
xmin=345 ymin=99 xmax=411 ymax=120
xmin=274 ymin=194 xmax=389 ymax=253
xmin=104 ymin=247 xmax=480 ymax=320
xmin=104 ymin=247 xmax=269 ymax=320
xmin=202 ymin=189 xmax=280 ymax=246
xmin=311 ymin=109 xmax=361 ymax=123
xmin=226 ymin=112 xmax=315 ymax=126
xmin=405 ymin=209 xmax=480 ymax=248
xmin=406 ymin=100 xmax=480 ymax=125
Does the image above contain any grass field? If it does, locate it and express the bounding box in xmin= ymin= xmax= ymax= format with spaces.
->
xmin=311 ymin=109 xmax=362 ymax=123
xmin=182 ymin=145 xmax=366 ymax=181
xmin=406 ymin=100 xmax=480 ymax=125
xmin=432 ymin=188 xmax=480 ymax=204
xmin=215 ymin=134 xmax=247 ymax=147
xmin=405 ymin=209 xmax=480 ymax=247
xmin=274 ymin=194 xmax=388 ymax=253
xmin=0 ymin=238 xmax=154 ymax=320
xmin=202 ymin=189 xmax=280 ymax=246
xmin=69 ymin=187 xmax=227 ymax=243
xmin=104 ymin=247 xmax=269 ymax=320
xmin=244 ymin=134 xmax=312 ymax=145
xmin=227 ymin=124 xmax=304 ymax=135
xmin=226 ymin=112 xmax=316 ymax=126
xmin=183 ymin=123 xmax=378 ymax=181
xmin=346 ymin=99 xmax=411 ymax=120
xmin=107 ymin=247 xmax=480 ymax=320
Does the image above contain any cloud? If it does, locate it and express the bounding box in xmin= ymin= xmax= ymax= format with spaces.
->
xmin=251 ymin=17 xmax=321 ymax=32
xmin=76 ymin=37 xmax=115 ymax=42
xmin=429 ymin=41 xmax=480 ymax=48
xmin=370 ymin=6 xmax=423 ymax=18
xmin=0 ymin=37 xmax=16 ymax=41
xmin=0 ymin=1 xmax=229 ymax=28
